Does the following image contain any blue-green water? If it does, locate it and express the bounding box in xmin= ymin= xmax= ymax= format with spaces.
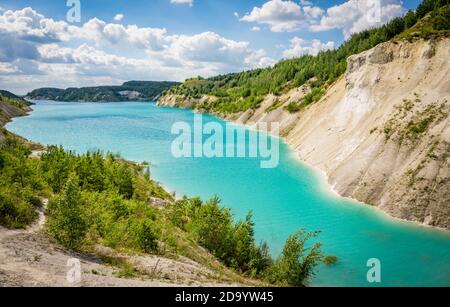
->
xmin=6 ymin=101 xmax=450 ymax=287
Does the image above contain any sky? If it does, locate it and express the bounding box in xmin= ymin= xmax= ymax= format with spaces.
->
xmin=0 ymin=0 xmax=422 ymax=94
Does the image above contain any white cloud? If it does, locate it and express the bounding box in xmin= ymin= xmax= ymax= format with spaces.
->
xmin=170 ymin=0 xmax=193 ymax=7
xmin=241 ymin=0 xmax=322 ymax=32
xmin=149 ymin=32 xmax=276 ymax=70
xmin=0 ymin=7 xmax=276 ymax=94
xmin=0 ymin=7 xmax=71 ymax=43
xmin=303 ymin=5 xmax=324 ymax=19
xmin=283 ymin=37 xmax=335 ymax=58
xmin=244 ymin=49 xmax=277 ymax=68
xmin=114 ymin=14 xmax=124 ymax=22
xmin=0 ymin=62 xmax=19 ymax=74
xmin=251 ymin=26 xmax=261 ymax=32
xmin=310 ymin=0 xmax=404 ymax=38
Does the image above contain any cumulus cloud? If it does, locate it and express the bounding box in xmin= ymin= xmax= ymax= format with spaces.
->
xmin=114 ymin=14 xmax=124 ymax=22
xmin=310 ymin=0 xmax=404 ymax=38
xmin=170 ymin=0 xmax=193 ymax=7
xmin=0 ymin=7 xmax=71 ymax=43
xmin=241 ymin=0 xmax=323 ymax=32
xmin=0 ymin=7 xmax=276 ymax=93
xmin=283 ymin=37 xmax=335 ymax=58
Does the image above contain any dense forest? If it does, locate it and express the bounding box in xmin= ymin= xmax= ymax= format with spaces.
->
xmin=0 ymin=133 xmax=328 ymax=286
xmin=162 ymin=0 xmax=450 ymax=114
xmin=26 ymin=81 xmax=180 ymax=102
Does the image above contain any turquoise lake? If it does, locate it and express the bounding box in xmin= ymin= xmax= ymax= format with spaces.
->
xmin=6 ymin=100 xmax=450 ymax=287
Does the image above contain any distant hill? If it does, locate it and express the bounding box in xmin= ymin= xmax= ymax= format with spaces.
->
xmin=26 ymin=81 xmax=180 ymax=102
xmin=0 ymin=90 xmax=25 ymax=100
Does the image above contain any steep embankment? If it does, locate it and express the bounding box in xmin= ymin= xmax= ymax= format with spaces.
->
xmin=0 ymin=90 xmax=31 ymax=126
xmin=0 ymin=91 xmax=32 ymax=142
xmin=158 ymin=38 xmax=450 ymax=229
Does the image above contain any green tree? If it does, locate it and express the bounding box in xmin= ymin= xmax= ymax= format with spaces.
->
xmin=47 ymin=174 xmax=87 ymax=249
xmin=416 ymin=0 xmax=448 ymax=18
xmin=249 ymin=241 xmax=273 ymax=276
xmin=268 ymin=230 xmax=323 ymax=286
xmin=432 ymin=4 xmax=450 ymax=30
xmin=404 ymin=10 xmax=418 ymax=28
xmin=40 ymin=146 xmax=75 ymax=193
xmin=188 ymin=196 xmax=234 ymax=262
xmin=135 ymin=220 xmax=159 ymax=253
xmin=232 ymin=212 xmax=256 ymax=271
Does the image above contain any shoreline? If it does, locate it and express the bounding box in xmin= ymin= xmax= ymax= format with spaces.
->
xmin=7 ymin=100 xmax=450 ymax=234
xmin=181 ymin=104 xmax=450 ymax=234
xmin=299 ymin=153 xmax=450 ymax=234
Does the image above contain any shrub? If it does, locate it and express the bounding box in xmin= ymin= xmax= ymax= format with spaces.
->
xmin=135 ymin=220 xmax=159 ymax=253
xmin=0 ymin=188 xmax=37 ymax=229
xmin=188 ymin=196 xmax=234 ymax=261
xmin=286 ymin=102 xmax=301 ymax=113
xmin=47 ymin=174 xmax=87 ymax=249
xmin=267 ymin=230 xmax=323 ymax=286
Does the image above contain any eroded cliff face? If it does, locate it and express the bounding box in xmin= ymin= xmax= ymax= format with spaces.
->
xmin=287 ymin=38 xmax=449 ymax=229
xmin=159 ymin=38 xmax=450 ymax=229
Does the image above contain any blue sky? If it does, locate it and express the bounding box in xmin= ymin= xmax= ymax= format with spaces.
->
xmin=0 ymin=0 xmax=422 ymax=94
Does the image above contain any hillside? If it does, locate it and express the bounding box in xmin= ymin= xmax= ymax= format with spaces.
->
xmin=0 ymin=141 xmax=259 ymax=286
xmin=290 ymin=38 xmax=449 ymax=229
xmin=0 ymin=90 xmax=31 ymax=128
xmin=26 ymin=81 xmax=180 ymax=102
xmin=160 ymin=1 xmax=449 ymax=115
xmin=1 ymin=120 xmax=325 ymax=286
xmin=158 ymin=2 xmax=450 ymax=229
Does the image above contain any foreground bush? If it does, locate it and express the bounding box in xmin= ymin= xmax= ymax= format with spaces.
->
xmin=47 ymin=174 xmax=87 ymax=249
xmin=267 ymin=230 xmax=323 ymax=286
xmin=0 ymin=188 xmax=38 ymax=229
xmin=0 ymin=137 xmax=43 ymax=228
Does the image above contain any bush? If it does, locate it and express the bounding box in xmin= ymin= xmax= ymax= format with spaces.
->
xmin=47 ymin=174 xmax=87 ymax=249
xmin=286 ymin=102 xmax=301 ymax=113
xmin=0 ymin=188 xmax=37 ymax=229
xmin=0 ymin=138 xmax=42 ymax=229
xmin=303 ymin=87 xmax=325 ymax=105
xmin=188 ymin=196 xmax=234 ymax=261
xmin=267 ymin=230 xmax=323 ymax=286
xmin=432 ymin=5 xmax=450 ymax=30
xmin=135 ymin=220 xmax=159 ymax=253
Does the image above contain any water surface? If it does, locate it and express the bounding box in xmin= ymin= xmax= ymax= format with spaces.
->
xmin=7 ymin=101 xmax=450 ymax=286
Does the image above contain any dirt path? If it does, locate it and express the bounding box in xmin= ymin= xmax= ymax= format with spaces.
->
xmin=0 ymin=202 xmax=244 ymax=287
